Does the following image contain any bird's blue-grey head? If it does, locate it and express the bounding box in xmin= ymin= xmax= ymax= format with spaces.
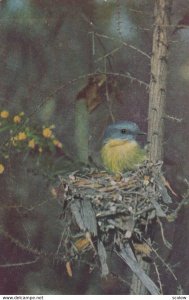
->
xmin=103 ymin=121 xmax=145 ymax=144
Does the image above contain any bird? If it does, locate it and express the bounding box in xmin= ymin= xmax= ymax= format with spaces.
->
xmin=101 ymin=121 xmax=146 ymax=174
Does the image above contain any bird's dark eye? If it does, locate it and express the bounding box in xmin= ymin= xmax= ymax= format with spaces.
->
xmin=121 ymin=129 xmax=127 ymax=134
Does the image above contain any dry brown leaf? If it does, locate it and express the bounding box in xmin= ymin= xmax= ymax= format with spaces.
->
xmin=76 ymin=74 xmax=106 ymax=113
xmin=143 ymin=175 xmax=150 ymax=186
xmin=66 ymin=261 xmax=73 ymax=277
xmin=162 ymin=176 xmax=178 ymax=197
xmin=73 ymin=178 xmax=102 ymax=189
xmin=85 ymin=232 xmax=97 ymax=253
xmin=133 ymin=243 xmax=152 ymax=256
xmin=50 ymin=187 xmax=58 ymax=198
xmin=74 ymin=238 xmax=90 ymax=251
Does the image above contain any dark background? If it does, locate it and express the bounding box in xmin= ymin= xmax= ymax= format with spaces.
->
xmin=0 ymin=0 xmax=189 ymax=295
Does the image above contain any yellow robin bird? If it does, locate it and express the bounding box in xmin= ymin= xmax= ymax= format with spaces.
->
xmin=101 ymin=121 xmax=146 ymax=174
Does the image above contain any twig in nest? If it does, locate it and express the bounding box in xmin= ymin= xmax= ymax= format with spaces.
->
xmin=145 ymin=240 xmax=177 ymax=281
xmin=157 ymin=217 xmax=172 ymax=249
xmin=167 ymin=194 xmax=189 ymax=222
xmin=111 ymin=272 xmax=137 ymax=295
xmin=153 ymin=262 xmax=163 ymax=295
xmin=56 ymin=230 xmax=66 ymax=256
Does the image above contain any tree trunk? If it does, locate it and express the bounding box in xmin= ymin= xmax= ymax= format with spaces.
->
xmin=148 ymin=0 xmax=173 ymax=162
xmin=131 ymin=0 xmax=173 ymax=295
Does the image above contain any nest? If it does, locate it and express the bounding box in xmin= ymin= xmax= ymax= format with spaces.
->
xmin=52 ymin=162 xmax=180 ymax=294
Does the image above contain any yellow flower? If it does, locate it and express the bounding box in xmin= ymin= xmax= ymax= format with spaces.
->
xmin=19 ymin=112 xmax=25 ymax=116
xmin=53 ymin=139 xmax=63 ymax=148
xmin=18 ymin=132 xmax=27 ymax=141
xmin=1 ymin=110 xmax=9 ymax=118
xmin=39 ymin=147 xmax=43 ymax=153
xmin=0 ymin=163 xmax=5 ymax=174
xmin=42 ymin=127 xmax=52 ymax=138
xmin=28 ymin=139 xmax=35 ymax=149
xmin=13 ymin=115 xmax=21 ymax=124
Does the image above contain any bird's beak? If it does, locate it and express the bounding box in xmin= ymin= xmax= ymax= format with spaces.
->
xmin=138 ymin=131 xmax=146 ymax=135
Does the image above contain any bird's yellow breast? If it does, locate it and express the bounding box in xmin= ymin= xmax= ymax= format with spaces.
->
xmin=101 ymin=139 xmax=146 ymax=173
